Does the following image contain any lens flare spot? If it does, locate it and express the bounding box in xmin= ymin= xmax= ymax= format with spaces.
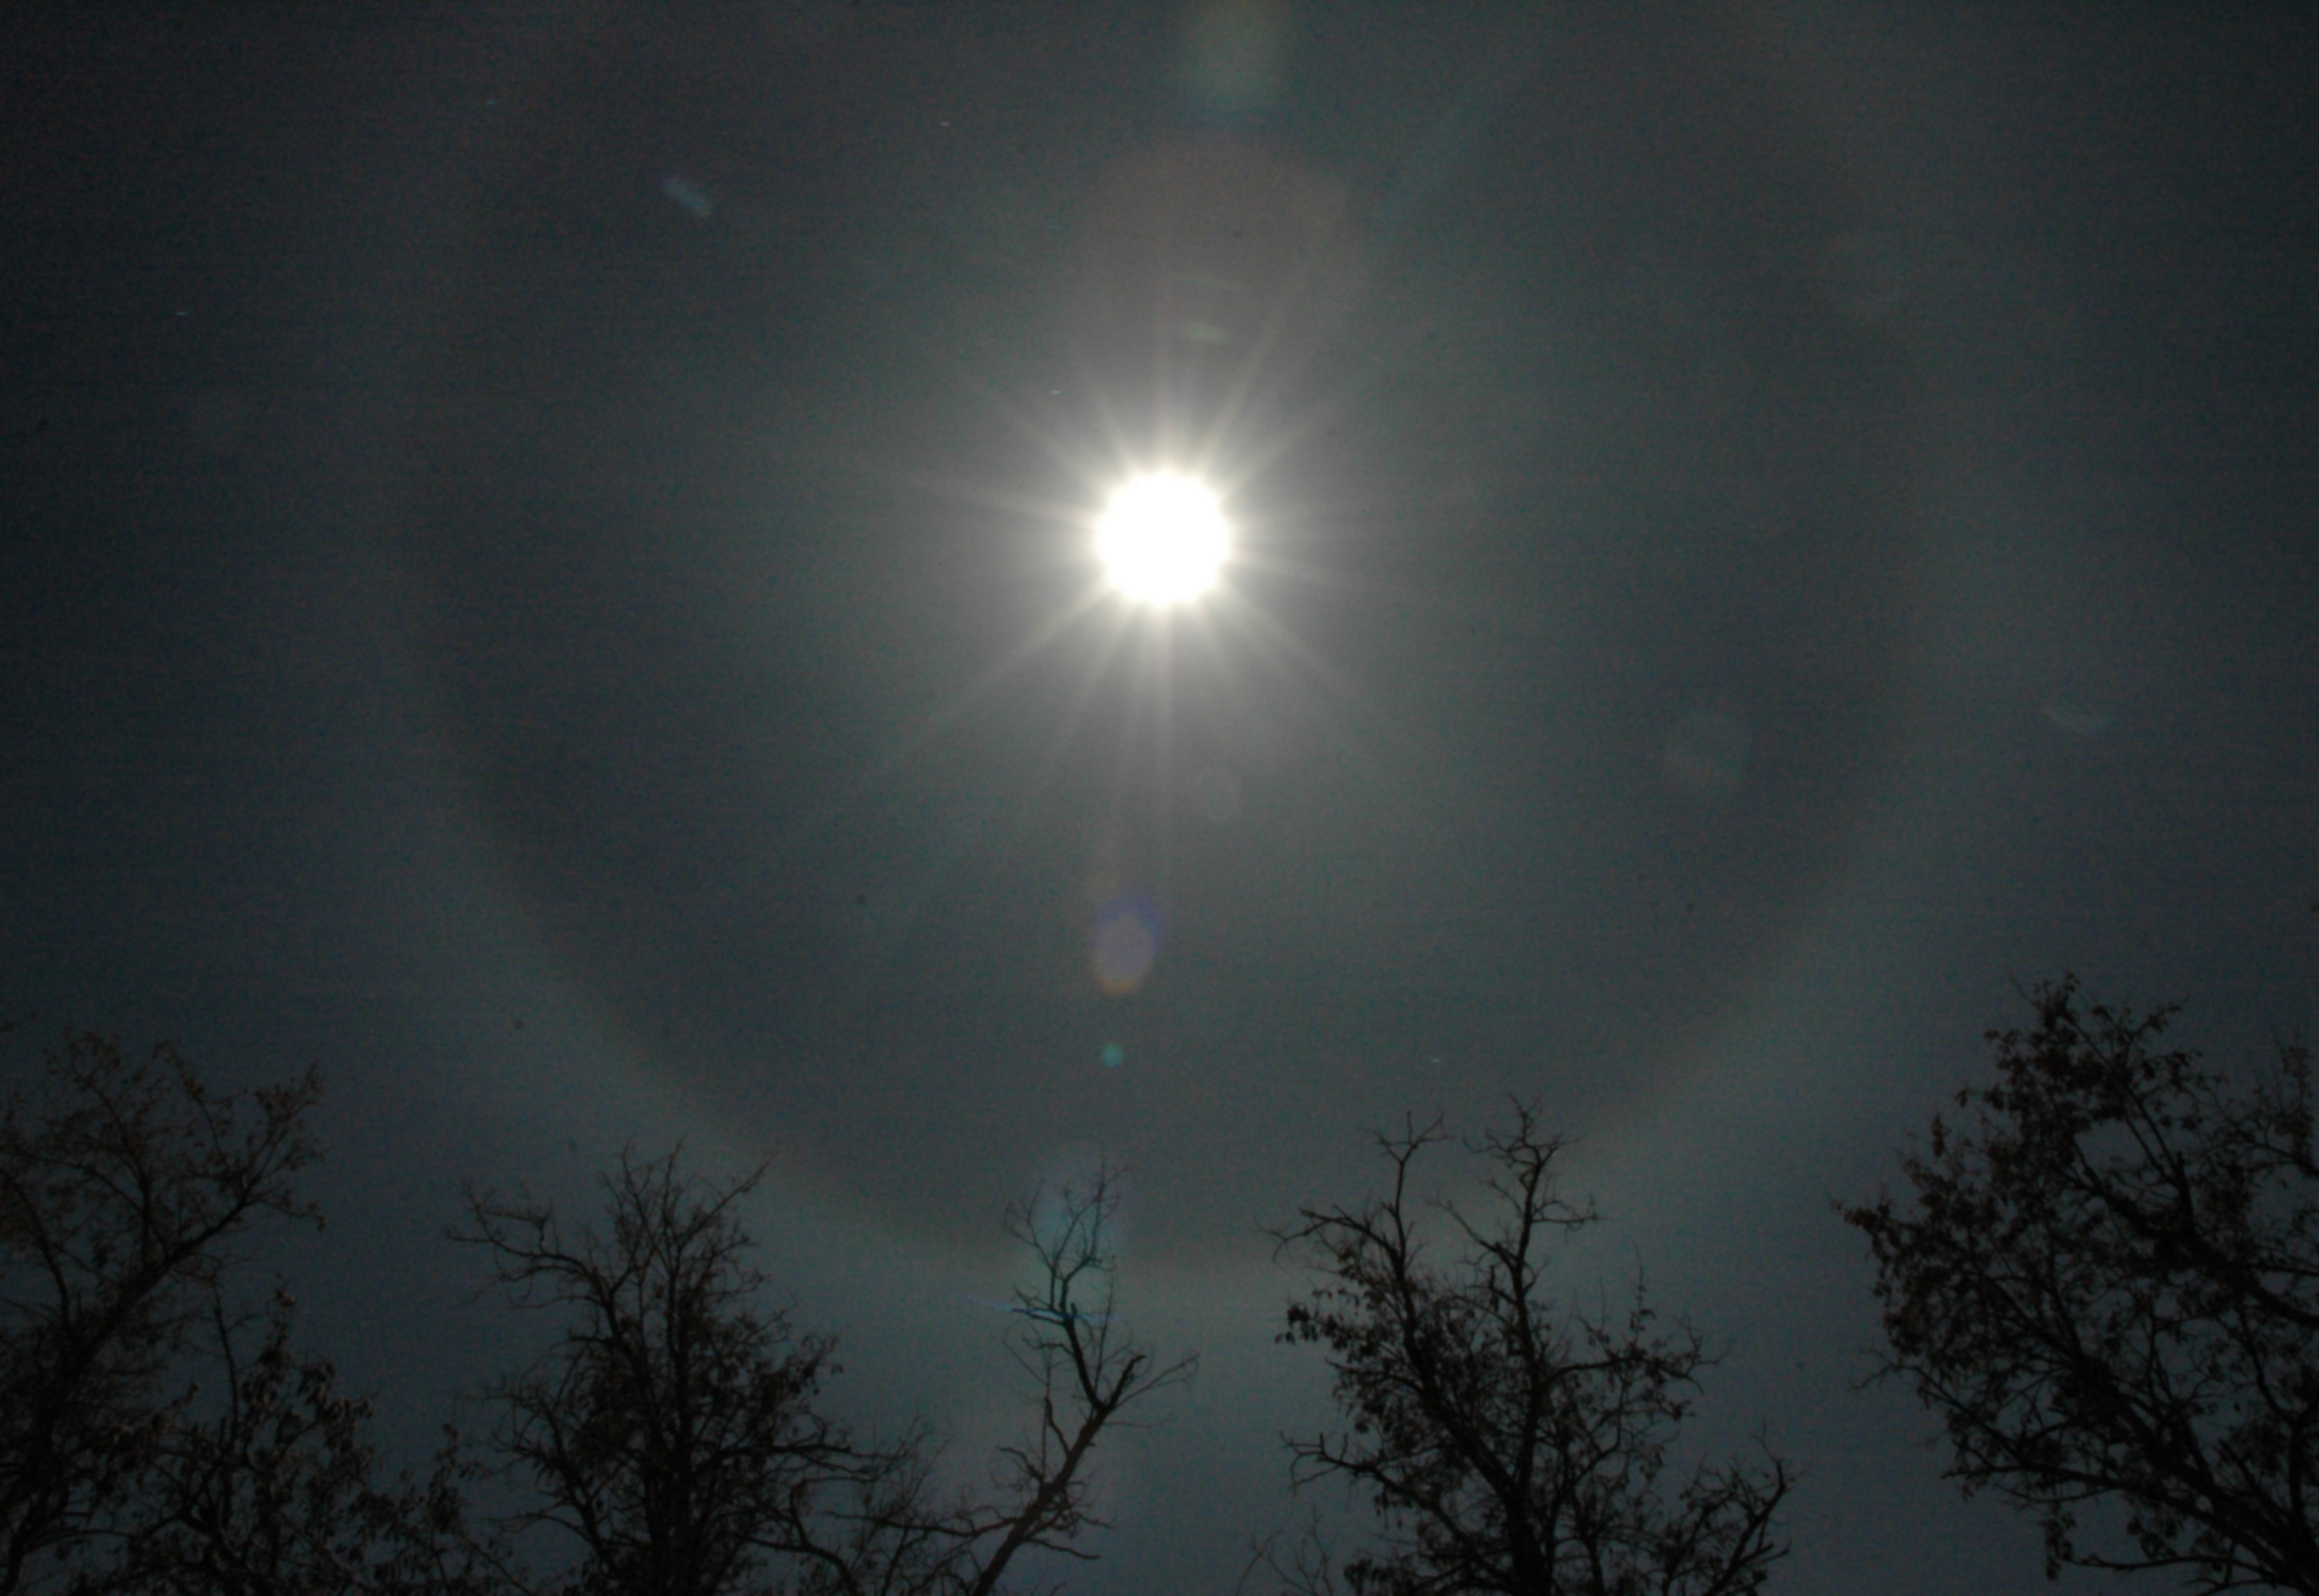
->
xmin=1100 ymin=1041 xmax=1127 ymax=1069
xmin=2043 ymin=698 xmax=2113 ymax=737
xmin=1092 ymin=892 xmax=1163 ymax=994
xmin=659 ymin=174 xmax=713 ymax=219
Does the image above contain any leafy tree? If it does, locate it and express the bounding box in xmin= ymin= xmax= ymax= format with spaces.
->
xmin=0 ymin=1029 xmax=322 ymax=1594
xmin=1844 ymin=976 xmax=2319 ymax=1594
xmin=1267 ymin=1102 xmax=1792 ymax=1596
xmin=454 ymin=1146 xmax=1191 ymax=1596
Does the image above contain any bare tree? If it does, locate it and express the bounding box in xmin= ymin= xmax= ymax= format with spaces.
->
xmin=0 ymin=1030 xmax=322 ymax=1595
xmin=455 ymin=1146 xmax=1191 ymax=1596
xmin=1268 ymin=1104 xmax=1791 ymax=1596
xmin=453 ymin=1148 xmax=849 ymax=1596
xmin=89 ymin=1286 xmax=491 ymax=1596
xmin=1843 ymin=976 xmax=2319 ymax=1594
xmin=798 ymin=1159 xmax=1196 ymax=1596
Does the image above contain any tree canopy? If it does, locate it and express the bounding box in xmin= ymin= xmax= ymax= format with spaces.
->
xmin=454 ymin=1147 xmax=1192 ymax=1596
xmin=0 ymin=1029 xmax=323 ymax=1595
xmin=1267 ymin=1103 xmax=1792 ymax=1596
xmin=0 ymin=1025 xmax=1190 ymax=1596
xmin=1844 ymin=976 xmax=2319 ymax=1594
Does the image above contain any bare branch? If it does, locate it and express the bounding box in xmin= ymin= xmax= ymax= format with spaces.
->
xmin=1270 ymin=1101 xmax=1792 ymax=1596
xmin=0 ymin=1033 xmax=320 ymax=1596
xmin=1843 ymin=976 xmax=2319 ymax=1594
xmin=452 ymin=1146 xmax=1193 ymax=1596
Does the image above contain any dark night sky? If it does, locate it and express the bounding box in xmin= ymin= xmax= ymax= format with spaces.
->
xmin=6 ymin=4 xmax=2318 ymax=1591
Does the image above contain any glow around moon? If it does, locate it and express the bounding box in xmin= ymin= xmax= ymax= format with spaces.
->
xmin=1094 ymin=472 xmax=1231 ymax=606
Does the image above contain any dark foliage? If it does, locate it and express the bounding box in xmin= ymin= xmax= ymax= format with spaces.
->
xmin=1844 ymin=976 xmax=2319 ymax=1593
xmin=0 ymin=1031 xmax=321 ymax=1595
xmin=1268 ymin=1103 xmax=1791 ymax=1596
xmin=101 ymin=1290 xmax=492 ymax=1596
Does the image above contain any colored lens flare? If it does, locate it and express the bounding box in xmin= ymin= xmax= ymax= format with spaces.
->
xmin=1095 ymin=473 xmax=1231 ymax=606
xmin=1091 ymin=891 xmax=1164 ymax=994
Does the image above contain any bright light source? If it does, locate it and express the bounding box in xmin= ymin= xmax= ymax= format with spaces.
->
xmin=1095 ymin=473 xmax=1231 ymax=606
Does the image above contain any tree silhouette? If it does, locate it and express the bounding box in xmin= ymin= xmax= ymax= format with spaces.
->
xmin=454 ymin=1146 xmax=1191 ymax=1596
xmin=815 ymin=1159 xmax=1197 ymax=1596
xmin=453 ymin=1149 xmax=850 ymax=1596
xmin=0 ymin=1029 xmax=322 ymax=1595
xmin=1843 ymin=976 xmax=2319 ymax=1594
xmin=100 ymin=1289 xmax=492 ymax=1596
xmin=1267 ymin=1103 xmax=1792 ymax=1596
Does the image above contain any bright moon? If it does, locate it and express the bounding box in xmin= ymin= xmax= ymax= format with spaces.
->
xmin=1095 ymin=473 xmax=1231 ymax=606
